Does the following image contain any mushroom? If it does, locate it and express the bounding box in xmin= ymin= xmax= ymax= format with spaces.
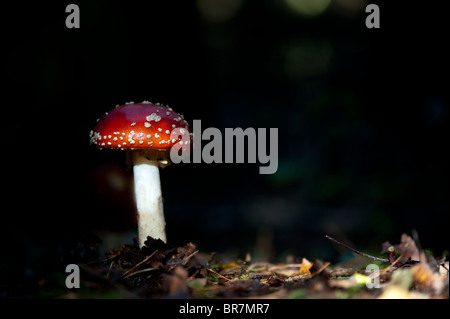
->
xmin=90 ymin=101 xmax=190 ymax=246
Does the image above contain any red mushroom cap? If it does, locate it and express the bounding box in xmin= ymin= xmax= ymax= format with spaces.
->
xmin=90 ymin=102 xmax=190 ymax=150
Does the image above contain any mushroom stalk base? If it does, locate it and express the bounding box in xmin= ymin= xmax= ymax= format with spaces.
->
xmin=132 ymin=152 xmax=166 ymax=246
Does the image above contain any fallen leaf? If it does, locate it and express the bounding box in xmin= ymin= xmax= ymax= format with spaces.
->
xmin=328 ymin=273 xmax=370 ymax=289
xmin=388 ymin=267 xmax=414 ymax=289
xmin=439 ymin=261 xmax=449 ymax=278
xmin=269 ymin=258 xmax=313 ymax=277
xmin=395 ymin=234 xmax=420 ymax=263
xmin=299 ymin=258 xmax=313 ymax=275
xmin=312 ymin=259 xmax=331 ymax=277
xmin=411 ymin=254 xmax=447 ymax=295
xmin=219 ymin=261 xmax=241 ymax=271
xmin=164 ymin=266 xmax=189 ymax=295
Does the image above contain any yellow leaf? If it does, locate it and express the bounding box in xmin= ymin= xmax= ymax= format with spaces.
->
xmin=269 ymin=258 xmax=313 ymax=277
xmin=352 ymin=273 xmax=370 ymax=285
xmin=299 ymin=258 xmax=313 ymax=275
xmin=219 ymin=261 xmax=240 ymax=270
xmin=329 ymin=273 xmax=370 ymax=289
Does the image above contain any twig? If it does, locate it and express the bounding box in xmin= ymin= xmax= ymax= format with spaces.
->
xmin=124 ymin=267 xmax=158 ymax=279
xmin=85 ymin=254 xmax=119 ymax=265
xmin=182 ymin=250 xmax=199 ymax=266
xmin=311 ymin=262 xmax=330 ymax=278
xmin=325 ymin=235 xmax=389 ymax=263
xmin=372 ymin=254 xmax=404 ymax=281
xmin=122 ymin=250 xmax=158 ymax=277
xmin=205 ymin=267 xmax=231 ymax=282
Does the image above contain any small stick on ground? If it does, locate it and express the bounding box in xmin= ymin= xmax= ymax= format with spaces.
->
xmin=370 ymin=254 xmax=404 ymax=282
xmin=182 ymin=250 xmax=199 ymax=266
xmin=124 ymin=267 xmax=159 ymax=279
xmin=205 ymin=267 xmax=231 ymax=282
xmin=311 ymin=261 xmax=331 ymax=278
xmin=325 ymin=235 xmax=389 ymax=263
xmin=123 ymin=250 xmax=158 ymax=277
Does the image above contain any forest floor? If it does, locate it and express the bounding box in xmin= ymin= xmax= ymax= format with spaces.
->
xmin=47 ymin=233 xmax=448 ymax=299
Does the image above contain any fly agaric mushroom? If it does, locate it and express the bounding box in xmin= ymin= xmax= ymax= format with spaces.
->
xmin=90 ymin=101 xmax=190 ymax=246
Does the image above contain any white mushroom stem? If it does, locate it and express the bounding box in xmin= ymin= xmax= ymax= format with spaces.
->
xmin=132 ymin=151 xmax=166 ymax=246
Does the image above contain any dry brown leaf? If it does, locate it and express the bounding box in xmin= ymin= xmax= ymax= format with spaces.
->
xmin=165 ymin=266 xmax=189 ymax=295
xmin=411 ymin=256 xmax=447 ymax=295
xmin=269 ymin=258 xmax=313 ymax=277
xmin=395 ymin=233 xmax=420 ymax=262
xmin=269 ymin=265 xmax=299 ymax=277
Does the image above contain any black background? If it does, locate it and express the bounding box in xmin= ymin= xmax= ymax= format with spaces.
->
xmin=1 ymin=0 xmax=448 ymax=286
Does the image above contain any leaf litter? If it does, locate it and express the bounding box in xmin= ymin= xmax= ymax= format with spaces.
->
xmin=58 ymin=233 xmax=448 ymax=299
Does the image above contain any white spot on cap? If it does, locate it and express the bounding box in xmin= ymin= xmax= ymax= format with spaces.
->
xmin=146 ymin=113 xmax=161 ymax=122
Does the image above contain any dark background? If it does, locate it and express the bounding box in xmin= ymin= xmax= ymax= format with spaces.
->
xmin=1 ymin=0 xmax=448 ymax=291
